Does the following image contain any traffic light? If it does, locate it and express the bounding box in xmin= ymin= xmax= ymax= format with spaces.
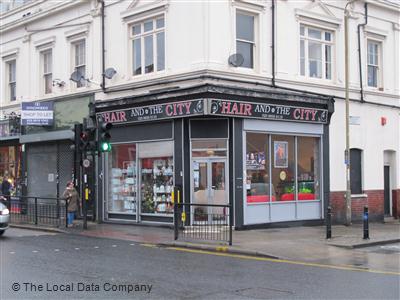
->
xmin=99 ymin=122 xmax=112 ymax=152
xmin=80 ymin=130 xmax=90 ymax=151
xmin=70 ymin=123 xmax=83 ymax=152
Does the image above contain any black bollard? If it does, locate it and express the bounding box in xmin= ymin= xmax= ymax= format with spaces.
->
xmin=363 ymin=206 xmax=369 ymax=240
xmin=326 ymin=206 xmax=332 ymax=239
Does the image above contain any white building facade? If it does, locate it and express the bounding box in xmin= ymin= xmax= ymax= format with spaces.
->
xmin=1 ymin=0 xmax=399 ymax=226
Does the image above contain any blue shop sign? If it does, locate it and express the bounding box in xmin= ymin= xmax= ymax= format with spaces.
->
xmin=21 ymin=101 xmax=54 ymax=126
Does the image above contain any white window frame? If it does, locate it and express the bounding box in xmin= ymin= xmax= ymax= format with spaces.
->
xmin=129 ymin=15 xmax=165 ymax=77
xmin=41 ymin=49 xmax=53 ymax=95
xmin=299 ymin=24 xmax=334 ymax=81
xmin=235 ymin=9 xmax=258 ymax=71
xmin=71 ymin=39 xmax=86 ymax=88
xmin=6 ymin=59 xmax=16 ymax=102
xmin=366 ymin=39 xmax=382 ymax=89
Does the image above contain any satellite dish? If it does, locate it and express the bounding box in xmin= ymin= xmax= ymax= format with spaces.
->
xmin=228 ymin=53 xmax=244 ymax=67
xmin=104 ymin=67 xmax=117 ymax=79
xmin=70 ymin=70 xmax=84 ymax=83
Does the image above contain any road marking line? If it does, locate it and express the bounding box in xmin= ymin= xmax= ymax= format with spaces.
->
xmin=129 ymin=243 xmax=135 ymax=246
xmin=94 ymin=246 xmax=99 ymax=249
xmin=75 ymin=248 xmax=80 ymax=250
xmin=32 ymin=250 xmax=38 ymax=253
xmin=54 ymin=249 xmax=59 ymax=252
xmin=167 ymin=247 xmax=400 ymax=276
xmin=9 ymin=252 xmax=15 ymax=254
xmin=112 ymin=245 xmax=117 ymax=247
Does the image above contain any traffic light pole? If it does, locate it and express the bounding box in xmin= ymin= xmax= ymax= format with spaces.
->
xmin=82 ymin=152 xmax=88 ymax=230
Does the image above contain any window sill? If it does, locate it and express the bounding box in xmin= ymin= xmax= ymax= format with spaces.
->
xmin=351 ymin=194 xmax=368 ymax=198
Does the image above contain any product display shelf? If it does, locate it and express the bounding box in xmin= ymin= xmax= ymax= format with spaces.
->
xmin=110 ymin=161 xmax=137 ymax=213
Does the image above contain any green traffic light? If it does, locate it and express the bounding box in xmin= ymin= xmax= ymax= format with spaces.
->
xmin=101 ymin=142 xmax=111 ymax=152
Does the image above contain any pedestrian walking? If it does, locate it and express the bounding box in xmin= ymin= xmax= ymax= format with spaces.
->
xmin=63 ymin=181 xmax=80 ymax=226
xmin=1 ymin=176 xmax=12 ymax=198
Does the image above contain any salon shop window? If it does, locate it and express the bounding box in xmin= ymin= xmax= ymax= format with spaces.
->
xmin=245 ymin=133 xmax=321 ymax=204
xmin=108 ymin=144 xmax=138 ymax=214
xmin=107 ymin=141 xmax=174 ymax=216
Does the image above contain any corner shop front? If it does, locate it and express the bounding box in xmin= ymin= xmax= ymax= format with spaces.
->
xmin=96 ymin=91 xmax=333 ymax=228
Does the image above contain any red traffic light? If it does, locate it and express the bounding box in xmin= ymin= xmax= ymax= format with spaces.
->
xmin=80 ymin=132 xmax=89 ymax=141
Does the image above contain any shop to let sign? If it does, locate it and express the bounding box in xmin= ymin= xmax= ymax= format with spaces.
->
xmin=21 ymin=101 xmax=54 ymax=126
xmin=98 ymin=98 xmax=328 ymax=125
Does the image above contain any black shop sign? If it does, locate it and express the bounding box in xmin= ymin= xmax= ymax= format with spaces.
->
xmin=97 ymin=99 xmax=328 ymax=125
xmin=207 ymin=99 xmax=328 ymax=124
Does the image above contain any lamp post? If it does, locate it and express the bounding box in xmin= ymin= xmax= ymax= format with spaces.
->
xmin=344 ymin=0 xmax=358 ymax=226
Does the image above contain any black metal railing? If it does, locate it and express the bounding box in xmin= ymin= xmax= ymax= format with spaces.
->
xmin=1 ymin=195 xmax=67 ymax=228
xmin=174 ymin=202 xmax=233 ymax=245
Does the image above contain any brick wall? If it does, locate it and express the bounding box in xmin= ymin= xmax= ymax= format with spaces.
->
xmin=330 ymin=190 xmax=384 ymax=223
xmin=394 ymin=189 xmax=400 ymax=219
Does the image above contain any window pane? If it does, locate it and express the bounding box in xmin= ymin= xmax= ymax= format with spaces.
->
xmin=156 ymin=18 xmax=164 ymax=29
xmin=132 ymin=39 xmax=141 ymax=75
xmin=9 ymin=61 xmax=16 ymax=82
xmin=271 ymin=135 xmax=295 ymax=202
xmin=324 ymin=32 xmax=331 ymax=41
xmin=156 ymin=32 xmax=165 ymax=71
xmin=76 ymin=66 xmax=85 ymax=88
xmin=236 ymin=13 xmax=254 ymax=42
xmin=309 ymin=41 xmax=322 ymax=78
xmin=10 ymin=83 xmax=16 ymax=101
xmin=350 ymin=149 xmax=362 ymax=194
xmin=192 ymin=150 xmax=227 ymax=157
xmin=132 ymin=24 xmax=141 ymax=35
xmin=75 ymin=41 xmax=85 ymax=66
xmin=236 ymin=41 xmax=253 ymax=68
xmin=325 ymin=45 xmax=331 ymax=79
xmin=297 ymin=137 xmax=320 ymax=201
xmin=44 ymin=74 xmax=52 ymax=94
xmin=141 ymin=155 xmax=174 ymax=214
xmin=246 ymin=133 xmax=271 ymax=204
xmin=368 ymin=65 xmax=377 ymax=87
xmin=309 ymin=41 xmax=322 ymax=60
xmin=300 ymin=40 xmax=305 ymax=76
xmin=144 ymin=20 xmax=153 ymax=32
xmin=144 ymin=35 xmax=154 ymax=73
xmin=43 ymin=51 xmax=52 ymax=74
xmin=192 ymin=140 xmax=226 ymax=150
xmin=308 ymin=28 xmax=321 ymax=39
xmin=108 ymin=144 xmax=137 ymax=214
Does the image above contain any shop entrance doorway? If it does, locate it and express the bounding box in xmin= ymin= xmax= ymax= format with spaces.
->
xmin=191 ymin=159 xmax=228 ymax=224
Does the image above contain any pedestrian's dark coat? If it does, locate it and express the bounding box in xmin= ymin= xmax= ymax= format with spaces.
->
xmin=1 ymin=179 xmax=11 ymax=196
xmin=63 ymin=187 xmax=79 ymax=212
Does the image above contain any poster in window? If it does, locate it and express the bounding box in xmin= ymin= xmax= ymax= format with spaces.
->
xmin=274 ymin=141 xmax=288 ymax=168
xmin=246 ymin=151 xmax=265 ymax=170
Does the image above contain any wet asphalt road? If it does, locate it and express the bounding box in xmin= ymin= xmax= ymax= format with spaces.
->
xmin=0 ymin=228 xmax=399 ymax=300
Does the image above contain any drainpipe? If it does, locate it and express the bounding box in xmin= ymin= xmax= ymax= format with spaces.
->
xmin=100 ymin=0 xmax=106 ymax=93
xmin=271 ymin=0 xmax=276 ymax=87
xmin=357 ymin=2 xmax=368 ymax=103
